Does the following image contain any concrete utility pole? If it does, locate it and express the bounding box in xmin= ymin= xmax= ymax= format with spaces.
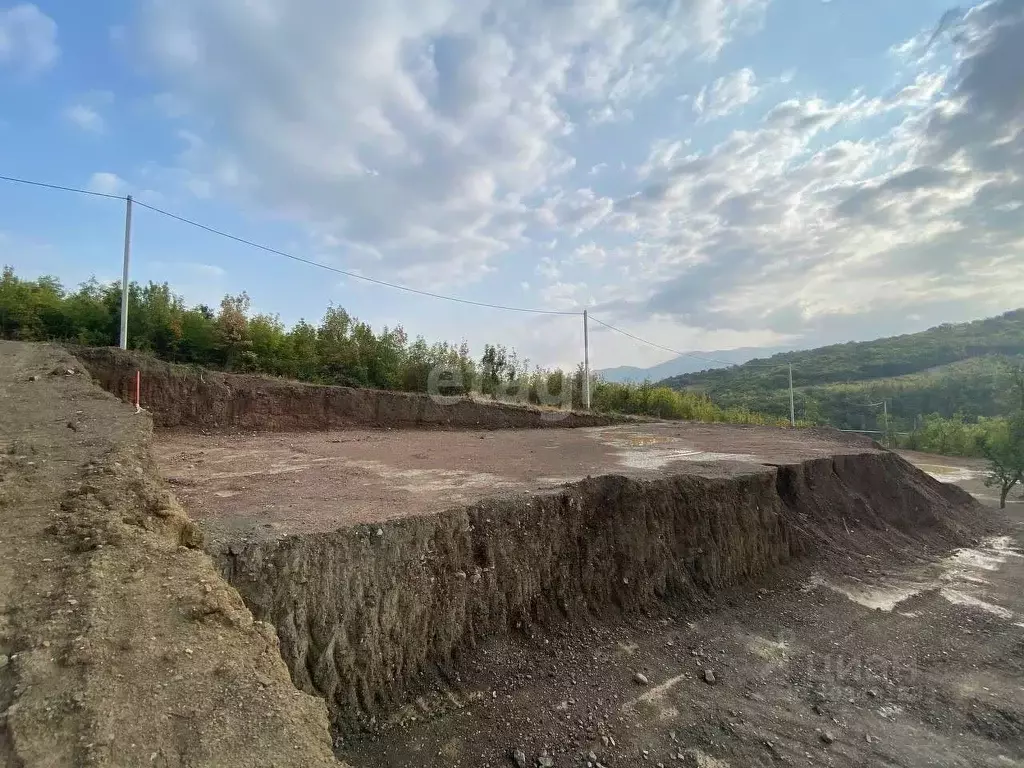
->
xmin=788 ymin=363 xmax=796 ymax=426
xmin=583 ymin=309 xmax=591 ymax=409
xmin=119 ymin=195 xmax=133 ymax=350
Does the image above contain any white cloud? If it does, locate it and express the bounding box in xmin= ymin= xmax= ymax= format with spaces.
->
xmin=0 ymin=4 xmax=57 ymax=74
xmin=138 ymin=0 xmax=767 ymax=283
xmin=693 ymin=67 xmax=759 ymax=121
xmin=65 ymin=104 xmax=104 ymax=133
xmin=575 ymin=0 xmax=1024 ymax=343
xmin=87 ymin=172 xmax=126 ymax=196
xmin=63 ymin=91 xmax=114 ymax=133
xmin=539 ymin=280 xmax=587 ymax=310
xmin=127 ymin=0 xmax=1024 ymax=366
xmin=588 ymin=105 xmax=633 ymax=124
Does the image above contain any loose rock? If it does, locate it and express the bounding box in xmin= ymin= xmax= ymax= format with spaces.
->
xmin=703 ymin=669 xmax=717 ymax=685
xmin=634 ymin=672 xmax=650 ymax=686
xmin=511 ymin=748 xmax=528 ymax=768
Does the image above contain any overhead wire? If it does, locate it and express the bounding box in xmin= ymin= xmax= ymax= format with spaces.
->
xmin=588 ymin=315 xmax=792 ymax=370
xmin=130 ymin=200 xmax=582 ymax=316
xmin=0 ymin=173 xmax=128 ymax=201
xmin=1 ymin=172 xmax=802 ymax=369
xmin=0 ymin=173 xmax=578 ymax=316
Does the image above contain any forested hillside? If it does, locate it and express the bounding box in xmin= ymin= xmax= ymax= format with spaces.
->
xmin=661 ymin=310 xmax=1024 ymax=434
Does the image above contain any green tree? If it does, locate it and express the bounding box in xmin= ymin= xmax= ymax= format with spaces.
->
xmin=0 ymin=265 xmax=794 ymax=428
xmin=984 ymin=370 xmax=1024 ymax=508
xmin=215 ymin=293 xmax=254 ymax=370
xmin=983 ymin=415 xmax=1024 ymax=508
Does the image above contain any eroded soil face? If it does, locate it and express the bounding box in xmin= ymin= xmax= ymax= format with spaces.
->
xmin=339 ymin=495 xmax=1024 ymax=768
xmin=153 ymin=421 xmax=1017 ymax=768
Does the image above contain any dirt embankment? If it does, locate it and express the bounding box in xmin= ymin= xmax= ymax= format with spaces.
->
xmin=74 ymin=347 xmax=621 ymax=432
xmin=0 ymin=342 xmax=340 ymax=767
xmin=218 ymin=450 xmax=984 ymax=732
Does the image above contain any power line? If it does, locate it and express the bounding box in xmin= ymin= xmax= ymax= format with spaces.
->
xmin=0 ymin=173 xmax=800 ymax=362
xmin=588 ymin=315 xmax=789 ymax=370
xmin=588 ymin=315 xmax=730 ymax=365
xmin=131 ymin=199 xmax=581 ymax=316
xmin=0 ymin=172 xmax=579 ymax=316
xmin=0 ymin=173 xmax=127 ymax=201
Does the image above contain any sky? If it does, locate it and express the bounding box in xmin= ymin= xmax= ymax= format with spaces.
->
xmin=0 ymin=0 xmax=1022 ymax=372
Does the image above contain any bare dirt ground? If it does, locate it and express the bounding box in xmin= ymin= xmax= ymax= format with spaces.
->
xmin=155 ymin=426 xmax=1024 ymax=767
xmin=8 ymin=339 xmax=1017 ymax=768
xmin=154 ymin=423 xmax=879 ymax=546
xmin=0 ymin=341 xmax=338 ymax=767
xmin=333 ymin=452 xmax=1024 ymax=768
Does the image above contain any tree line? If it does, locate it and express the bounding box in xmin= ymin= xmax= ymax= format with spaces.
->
xmin=0 ymin=267 xmax=787 ymax=427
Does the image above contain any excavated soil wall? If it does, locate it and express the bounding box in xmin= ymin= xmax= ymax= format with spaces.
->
xmin=217 ymin=451 xmax=983 ymax=729
xmin=74 ymin=347 xmax=621 ymax=432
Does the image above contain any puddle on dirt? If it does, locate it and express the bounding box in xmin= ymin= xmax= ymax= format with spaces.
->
xmin=829 ymin=582 xmax=923 ymax=612
xmin=918 ymin=464 xmax=984 ymax=484
xmin=822 ymin=536 xmax=1023 ymax=619
xmin=939 ymin=589 xmax=1014 ymax=619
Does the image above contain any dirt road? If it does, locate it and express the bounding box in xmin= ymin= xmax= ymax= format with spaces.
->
xmin=336 ymin=456 xmax=1024 ymax=768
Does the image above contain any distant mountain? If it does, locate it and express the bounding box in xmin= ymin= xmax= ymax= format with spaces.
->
xmin=597 ymin=346 xmax=791 ymax=383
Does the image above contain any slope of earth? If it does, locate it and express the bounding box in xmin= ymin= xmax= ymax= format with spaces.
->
xmin=156 ymin=420 xmax=995 ymax=762
xmin=338 ymin=456 xmax=1024 ymax=768
xmin=0 ymin=341 xmax=339 ymax=768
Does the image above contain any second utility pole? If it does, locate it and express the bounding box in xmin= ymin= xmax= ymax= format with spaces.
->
xmin=583 ymin=310 xmax=591 ymax=409
xmin=789 ymin=363 xmax=795 ymax=426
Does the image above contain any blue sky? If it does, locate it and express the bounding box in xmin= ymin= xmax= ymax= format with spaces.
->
xmin=1 ymin=0 xmax=1022 ymax=371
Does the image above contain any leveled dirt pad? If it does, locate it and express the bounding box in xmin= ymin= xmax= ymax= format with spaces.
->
xmin=157 ymin=424 xmax=961 ymax=542
xmin=153 ymin=422 xmax=996 ymax=764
